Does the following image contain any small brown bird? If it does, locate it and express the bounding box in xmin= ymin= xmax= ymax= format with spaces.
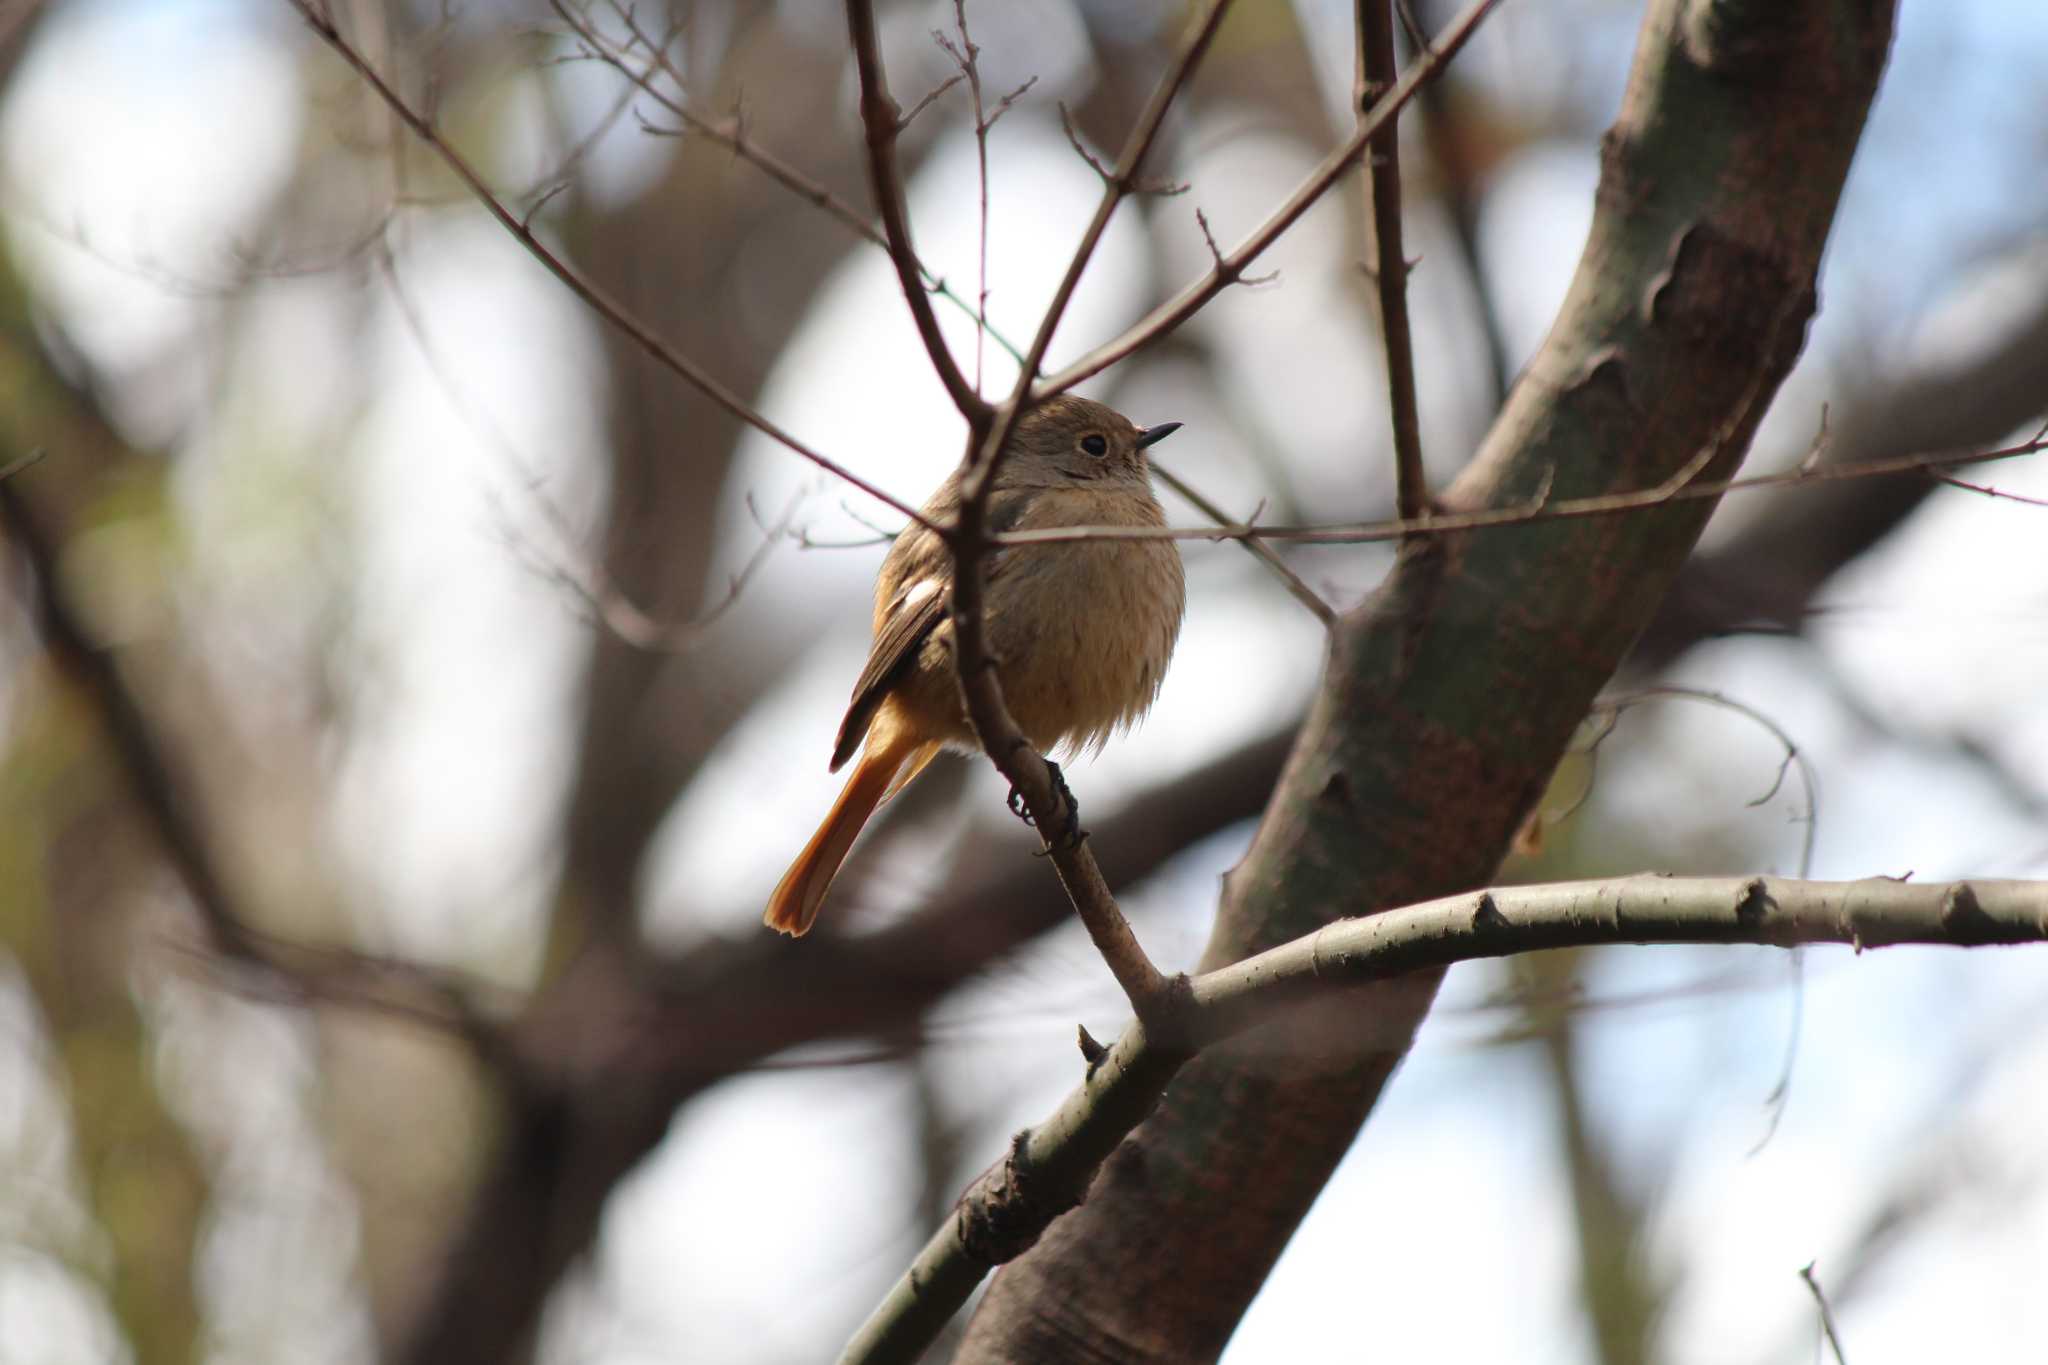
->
xmin=764 ymin=395 xmax=1186 ymax=936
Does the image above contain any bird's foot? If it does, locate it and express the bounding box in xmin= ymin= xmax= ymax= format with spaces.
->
xmin=1045 ymin=760 xmax=1086 ymax=851
xmin=1006 ymin=760 xmax=1086 ymax=850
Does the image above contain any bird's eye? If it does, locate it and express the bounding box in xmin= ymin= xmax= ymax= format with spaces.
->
xmin=1080 ymin=434 xmax=1108 ymax=457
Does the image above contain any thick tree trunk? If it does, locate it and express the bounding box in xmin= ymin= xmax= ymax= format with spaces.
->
xmin=958 ymin=2 xmax=1897 ymax=1358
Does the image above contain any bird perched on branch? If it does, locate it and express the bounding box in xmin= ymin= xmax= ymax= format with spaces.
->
xmin=765 ymin=395 xmax=1186 ymax=936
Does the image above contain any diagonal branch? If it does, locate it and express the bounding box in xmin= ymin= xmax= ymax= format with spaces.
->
xmin=845 ymin=0 xmax=991 ymax=421
xmin=1147 ymin=460 xmax=1337 ymax=625
xmin=1356 ymin=0 xmax=1429 ymax=522
xmin=555 ymin=0 xmax=1030 ymax=368
xmin=288 ymin=0 xmax=934 ymax=529
xmin=843 ymin=874 xmax=2048 ymax=1364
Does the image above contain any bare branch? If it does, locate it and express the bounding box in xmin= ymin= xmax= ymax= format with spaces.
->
xmin=845 ymin=0 xmax=991 ymax=421
xmin=1599 ymin=687 xmax=1819 ymax=878
xmin=844 ymin=874 xmax=2048 ymax=1364
xmin=549 ymin=493 xmax=802 ymax=652
xmin=1930 ymin=471 xmax=2048 ymax=507
xmin=1356 ymin=0 xmax=1429 ymax=522
xmin=563 ymin=2 xmax=1027 ymax=367
xmin=897 ymin=71 xmax=964 ymax=129
xmin=990 ymin=431 xmax=2048 ymax=547
xmin=1147 ymin=460 xmax=1336 ymax=626
xmin=1595 ymin=685 xmax=1822 ymax=1149
xmin=985 ymin=74 xmax=1038 ymax=130
xmin=998 ymin=1 xmax=1235 ymax=416
xmin=1056 ymin=102 xmax=1113 ymax=181
xmin=1800 ymin=1262 xmax=1853 ymax=1365
xmin=937 ymin=2 xmax=994 ymax=392
xmin=1194 ymin=206 xmax=1277 ymax=287
xmin=289 ymin=0 xmax=936 ymax=529
xmin=1038 ymin=0 xmax=1508 ymax=396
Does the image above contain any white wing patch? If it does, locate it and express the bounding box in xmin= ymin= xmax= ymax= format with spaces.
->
xmin=894 ymin=577 xmax=942 ymax=616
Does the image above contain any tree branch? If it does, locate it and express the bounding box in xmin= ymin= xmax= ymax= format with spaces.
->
xmin=1036 ymin=0 xmax=1506 ymax=397
xmin=986 ymin=429 xmax=2048 ymax=547
xmin=1147 ymin=460 xmax=1337 ymax=625
xmin=552 ymin=0 xmax=1029 ymax=368
xmin=289 ymin=0 xmax=934 ymax=528
xmin=1356 ymin=0 xmax=1429 ymax=522
xmin=1635 ymin=276 xmax=2048 ymax=669
xmin=845 ymin=0 xmax=990 ymax=421
xmin=847 ymin=874 xmax=2045 ymax=1364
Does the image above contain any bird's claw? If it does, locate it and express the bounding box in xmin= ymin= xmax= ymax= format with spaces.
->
xmin=1045 ymin=760 xmax=1086 ymax=851
xmin=1007 ymin=760 xmax=1087 ymax=850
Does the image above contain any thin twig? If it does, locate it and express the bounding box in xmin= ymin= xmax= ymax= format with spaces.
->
xmin=1597 ymin=685 xmax=1821 ymax=1150
xmin=375 ymin=197 xmax=796 ymax=655
xmin=990 ymin=431 xmax=2048 ymax=547
xmin=845 ymin=0 xmax=990 ymax=421
xmin=1800 ymin=1262 xmax=1852 ymax=1365
xmin=1357 ymin=0 xmax=1429 ymax=523
xmin=550 ymin=492 xmax=801 ymax=651
xmin=994 ymin=1 xmax=1236 ymax=437
xmin=896 ymin=71 xmax=964 ymax=129
xmin=1930 ymin=471 xmax=2048 ymax=507
xmin=1195 ymin=207 xmax=1277 ymax=287
xmin=0 ymin=447 xmax=46 ymax=481
xmin=842 ymin=874 xmax=2048 ymax=1364
xmin=936 ymin=2 xmax=992 ymax=392
xmin=1148 ymin=461 xmax=1336 ymax=625
xmin=561 ymin=0 xmax=1029 ymax=367
xmin=1601 ymin=687 xmax=1819 ymax=878
xmin=1038 ymin=0 xmax=1508 ymax=397
xmin=289 ymin=0 xmax=936 ymax=530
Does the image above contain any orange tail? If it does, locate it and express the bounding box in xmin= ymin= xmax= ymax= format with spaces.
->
xmin=765 ymin=734 xmax=937 ymax=936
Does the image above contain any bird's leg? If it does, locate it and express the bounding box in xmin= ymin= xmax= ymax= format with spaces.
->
xmin=1004 ymin=751 xmax=1085 ymax=849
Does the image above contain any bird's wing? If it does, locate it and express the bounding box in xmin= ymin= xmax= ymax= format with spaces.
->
xmin=828 ymin=489 xmax=1035 ymax=771
xmin=830 ymin=573 xmax=948 ymax=770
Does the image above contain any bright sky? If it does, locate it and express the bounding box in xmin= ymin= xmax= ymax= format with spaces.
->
xmin=3 ymin=2 xmax=2046 ymax=1363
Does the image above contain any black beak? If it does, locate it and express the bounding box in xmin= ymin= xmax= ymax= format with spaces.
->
xmin=1135 ymin=421 xmax=1182 ymax=450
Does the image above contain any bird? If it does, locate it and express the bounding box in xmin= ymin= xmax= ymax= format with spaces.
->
xmin=764 ymin=395 xmax=1186 ymax=936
